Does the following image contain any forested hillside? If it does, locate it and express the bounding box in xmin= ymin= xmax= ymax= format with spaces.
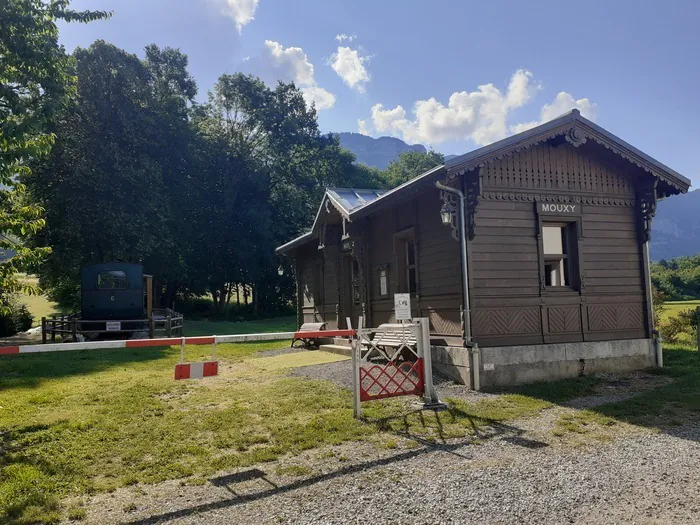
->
xmin=337 ymin=132 xmax=425 ymax=169
xmin=651 ymin=189 xmax=700 ymax=261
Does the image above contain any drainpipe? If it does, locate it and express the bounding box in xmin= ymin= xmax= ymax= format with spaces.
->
xmin=435 ymin=181 xmax=479 ymax=389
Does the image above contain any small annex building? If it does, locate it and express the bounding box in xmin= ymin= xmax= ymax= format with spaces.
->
xmin=276 ymin=110 xmax=691 ymax=388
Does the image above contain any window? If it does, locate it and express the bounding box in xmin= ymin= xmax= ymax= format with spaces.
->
xmin=97 ymin=270 xmax=127 ymax=290
xmin=379 ymin=268 xmax=388 ymax=297
xmin=542 ymin=223 xmax=577 ymax=288
xmin=394 ymin=229 xmax=418 ymax=296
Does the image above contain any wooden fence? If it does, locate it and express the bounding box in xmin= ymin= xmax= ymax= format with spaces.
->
xmin=41 ymin=308 xmax=184 ymax=343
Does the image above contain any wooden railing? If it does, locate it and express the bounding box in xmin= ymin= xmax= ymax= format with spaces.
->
xmin=41 ymin=308 xmax=184 ymax=343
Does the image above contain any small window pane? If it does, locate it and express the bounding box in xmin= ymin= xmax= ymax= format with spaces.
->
xmin=97 ymin=271 xmax=127 ymax=290
xmin=408 ymin=268 xmax=417 ymax=294
xmin=543 ymin=226 xmax=564 ymax=255
xmin=379 ymin=269 xmax=388 ymax=296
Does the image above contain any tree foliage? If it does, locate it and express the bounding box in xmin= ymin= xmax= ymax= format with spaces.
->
xmin=651 ymin=255 xmax=700 ymax=301
xmin=384 ymin=150 xmax=445 ymax=187
xmin=20 ymin=23 xmax=447 ymax=318
xmin=0 ymin=0 xmax=108 ymax=313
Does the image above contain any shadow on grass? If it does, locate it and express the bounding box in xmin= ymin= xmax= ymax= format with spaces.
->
xmin=126 ymin=406 xmax=546 ymax=525
xmin=0 ymin=346 xmax=174 ymax=389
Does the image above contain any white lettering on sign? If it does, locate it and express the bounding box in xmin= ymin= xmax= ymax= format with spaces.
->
xmin=539 ymin=203 xmax=579 ymax=214
xmin=106 ymin=321 xmax=121 ymax=331
xmin=394 ymin=293 xmax=411 ymax=321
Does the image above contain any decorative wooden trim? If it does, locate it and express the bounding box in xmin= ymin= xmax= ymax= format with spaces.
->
xmin=481 ymin=191 xmax=635 ymax=207
xmin=637 ymin=180 xmax=658 ymax=243
xmin=451 ymin=121 xmax=686 ymax=194
xmin=465 ymin=171 xmax=481 ymax=240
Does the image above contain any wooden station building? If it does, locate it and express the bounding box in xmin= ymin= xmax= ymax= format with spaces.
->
xmin=277 ymin=110 xmax=691 ymax=387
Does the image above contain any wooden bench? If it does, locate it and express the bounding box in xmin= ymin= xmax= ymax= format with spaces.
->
xmin=292 ymin=322 xmax=326 ymax=347
xmin=363 ymin=323 xmax=418 ymax=359
xmin=292 ymin=323 xmax=356 ymax=347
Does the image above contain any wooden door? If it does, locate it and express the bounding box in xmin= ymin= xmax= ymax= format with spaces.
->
xmin=341 ymin=254 xmax=360 ymax=329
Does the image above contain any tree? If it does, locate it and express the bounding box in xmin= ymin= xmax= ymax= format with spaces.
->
xmin=191 ymin=74 xmax=334 ymax=315
xmin=0 ymin=0 xmax=108 ymax=312
xmin=384 ymin=150 xmax=445 ymax=188
xmin=29 ymin=41 xmax=172 ymax=306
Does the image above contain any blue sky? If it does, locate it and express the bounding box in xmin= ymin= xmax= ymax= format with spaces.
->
xmin=59 ymin=0 xmax=700 ymax=186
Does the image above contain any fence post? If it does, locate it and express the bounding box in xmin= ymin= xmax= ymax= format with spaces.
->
xmin=166 ymin=313 xmax=172 ymax=337
xmin=71 ymin=318 xmax=77 ymax=342
xmin=419 ymin=318 xmax=440 ymax=405
xmin=41 ymin=317 xmax=47 ymax=344
xmin=51 ymin=315 xmax=56 ymax=342
xmin=352 ymin=316 xmax=363 ymax=419
xmin=149 ymin=318 xmax=155 ymax=339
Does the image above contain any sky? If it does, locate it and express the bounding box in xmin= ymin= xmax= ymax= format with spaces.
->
xmin=58 ymin=0 xmax=700 ymax=186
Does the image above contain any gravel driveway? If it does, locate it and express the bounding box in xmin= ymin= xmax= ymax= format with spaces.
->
xmin=76 ymin=406 xmax=700 ymax=524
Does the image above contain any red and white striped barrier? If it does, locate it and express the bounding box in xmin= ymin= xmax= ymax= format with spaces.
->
xmin=0 ymin=332 xmax=295 ymax=356
xmin=174 ymin=360 xmax=219 ymax=380
xmin=174 ymin=337 xmax=220 ymax=380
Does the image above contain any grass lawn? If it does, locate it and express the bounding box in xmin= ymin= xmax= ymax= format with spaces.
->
xmin=184 ymin=316 xmax=297 ymax=336
xmin=14 ymin=275 xmax=62 ymax=326
xmin=0 ymin=340 xmax=559 ymax=525
xmin=659 ymin=299 xmax=700 ymax=322
xmin=1 ymin=337 xmax=698 ymax=524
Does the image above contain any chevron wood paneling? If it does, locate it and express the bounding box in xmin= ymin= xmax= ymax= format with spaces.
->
xmin=588 ymin=304 xmax=643 ymax=332
xmin=473 ymin=308 xmax=540 ymax=336
xmin=547 ymin=307 xmax=580 ymax=333
xmin=428 ymin=310 xmax=462 ymax=336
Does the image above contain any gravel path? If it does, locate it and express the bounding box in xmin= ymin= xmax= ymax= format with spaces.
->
xmin=76 ymin=416 xmax=700 ymax=525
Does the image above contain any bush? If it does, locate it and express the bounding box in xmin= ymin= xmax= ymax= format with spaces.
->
xmin=176 ymin=296 xmax=294 ymax=322
xmin=0 ymin=299 xmax=34 ymax=337
xmin=658 ymin=308 xmax=699 ymax=345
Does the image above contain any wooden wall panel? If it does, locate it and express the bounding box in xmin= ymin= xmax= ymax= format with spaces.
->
xmin=470 ymin=141 xmax=648 ymax=346
xmin=364 ymin=188 xmax=462 ymax=335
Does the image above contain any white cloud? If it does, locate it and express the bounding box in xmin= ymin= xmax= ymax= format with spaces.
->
xmin=215 ymin=0 xmax=260 ymax=33
xmin=246 ymin=40 xmax=336 ymax=111
xmin=357 ymin=119 xmax=369 ymax=135
xmin=369 ymin=69 xmax=538 ymax=146
xmin=301 ymin=85 xmax=336 ymax=111
xmin=262 ymin=40 xmax=315 ymax=85
xmin=329 ymin=46 xmax=370 ymax=93
xmin=335 ymin=33 xmax=356 ymax=43
xmin=510 ymin=92 xmax=598 ymax=134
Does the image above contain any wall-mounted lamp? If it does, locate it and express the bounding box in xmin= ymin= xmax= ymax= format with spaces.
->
xmin=440 ymin=203 xmax=452 ymax=226
xmin=277 ymin=265 xmax=284 ymax=276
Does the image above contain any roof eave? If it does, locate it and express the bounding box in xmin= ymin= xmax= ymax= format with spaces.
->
xmin=349 ymin=164 xmax=447 ymax=220
xmin=275 ymin=231 xmax=315 ymax=255
xmin=446 ymin=109 xmax=690 ymax=194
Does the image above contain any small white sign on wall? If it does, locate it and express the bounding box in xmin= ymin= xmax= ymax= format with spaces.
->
xmin=394 ymin=293 xmax=411 ymax=321
xmin=106 ymin=321 xmax=121 ymax=331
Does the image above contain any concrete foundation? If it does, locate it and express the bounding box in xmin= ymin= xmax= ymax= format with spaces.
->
xmin=431 ymin=338 xmax=657 ymax=388
xmin=430 ymin=345 xmax=470 ymax=385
